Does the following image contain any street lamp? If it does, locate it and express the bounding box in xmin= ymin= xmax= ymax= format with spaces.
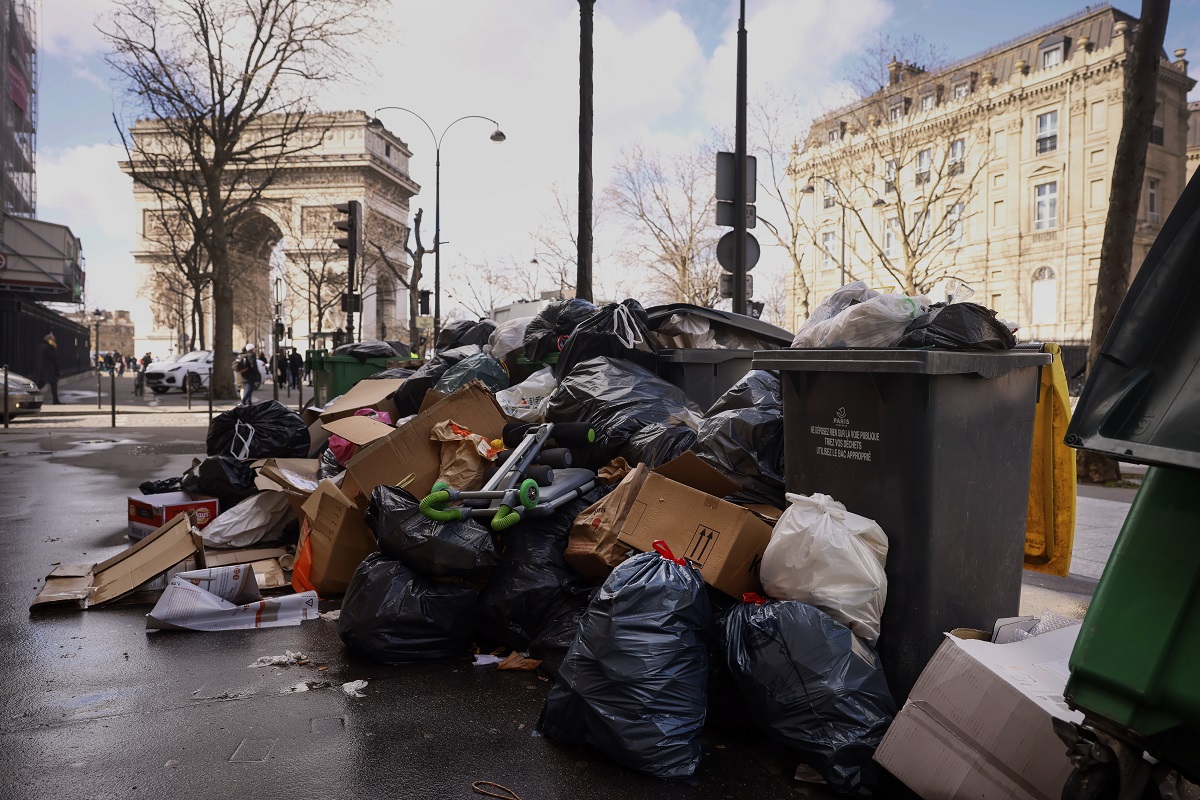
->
xmin=91 ymin=309 xmax=104 ymax=367
xmin=367 ymin=108 xmax=506 ymax=344
xmin=273 ymin=277 xmax=284 ymax=402
xmin=801 ymin=180 xmax=886 ymax=287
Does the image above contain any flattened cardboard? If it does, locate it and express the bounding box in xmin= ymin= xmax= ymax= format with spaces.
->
xmin=323 ymin=415 xmax=395 ymax=447
xmin=299 ymin=479 xmax=378 ymax=595
xmin=318 ymin=378 xmax=404 ymax=423
xmin=343 ymin=382 xmax=507 ymax=501
xmin=128 ymin=491 xmax=219 ymax=539
xmin=873 ymin=626 xmax=1083 ymax=800
xmin=32 ymin=514 xmax=202 ymax=610
xmin=615 ymin=453 xmax=772 ymax=598
xmin=307 ymin=418 xmax=331 ymax=457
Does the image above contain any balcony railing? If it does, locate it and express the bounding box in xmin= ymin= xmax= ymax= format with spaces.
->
xmin=1036 ymin=135 xmax=1057 ymax=155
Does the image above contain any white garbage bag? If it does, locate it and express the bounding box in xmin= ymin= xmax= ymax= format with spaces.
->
xmin=760 ymin=492 xmax=889 ymax=643
xmin=495 ymin=367 xmax=557 ymax=422
xmin=792 ymin=282 xmax=929 ymax=349
xmin=201 ymin=490 xmax=295 ymax=549
xmin=485 ymin=317 xmax=531 ymax=362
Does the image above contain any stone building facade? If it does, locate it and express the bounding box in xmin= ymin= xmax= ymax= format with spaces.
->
xmin=788 ymin=4 xmax=1193 ymax=343
xmin=122 ymin=111 xmax=419 ymax=358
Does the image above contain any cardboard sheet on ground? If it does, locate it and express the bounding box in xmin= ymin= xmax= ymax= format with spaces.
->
xmin=146 ymin=565 xmax=318 ymax=631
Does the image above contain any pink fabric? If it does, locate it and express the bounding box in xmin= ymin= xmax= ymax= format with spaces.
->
xmin=328 ymin=407 xmax=394 ymax=465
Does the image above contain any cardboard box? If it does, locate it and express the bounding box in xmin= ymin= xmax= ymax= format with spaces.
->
xmin=874 ymin=626 xmax=1083 ymax=800
xmin=128 ymin=491 xmax=219 ymax=540
xmin=318 ymin=378 xmax=404 ymax=423
xmin=342 ymin=381 xmax=507 ymax=501
xmin=31 ymin=514 xmax=202 ymax=610
xmin=615 ymin=452 xmax=773 ymax=598
xmin=298 ymin=479 xmax=378 ymax=596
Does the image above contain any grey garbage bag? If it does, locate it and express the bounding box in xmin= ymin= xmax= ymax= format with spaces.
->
xmin=536 ymin=543 xmax=711 ymax=779
xmin=364 ymin=485 xmax=497 ymax=579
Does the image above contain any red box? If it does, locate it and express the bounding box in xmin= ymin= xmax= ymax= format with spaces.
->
xmin=127 ymin=491 xmax=219 ymax=540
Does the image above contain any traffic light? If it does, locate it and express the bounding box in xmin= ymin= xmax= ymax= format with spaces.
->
xmin=419 ymin=289 xmax=432 ymax=316
xmin=333 ymin=200 xmax=361 ymax=265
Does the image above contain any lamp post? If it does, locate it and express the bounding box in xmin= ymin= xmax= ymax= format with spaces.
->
xmin=367 ymin=109 xmax=505 ymax=344
xmin=801 ymin=180 xmax=886 ymax=288
xmin=92 ymin=309 xmax=104 ymax=409
xmin=273 ymin=277 xmax=283 ymax=402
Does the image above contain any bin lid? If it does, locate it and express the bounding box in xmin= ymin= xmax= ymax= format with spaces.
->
xmin=753 ymin=348 xmax=1050 ymax=379
xmin=1066 ymin=169 xmax=1200 ymax=471
xmin=657 ymin=348 xmax=756 ymax=364
xmin=646 ymin=303 xmax=793 ymax=347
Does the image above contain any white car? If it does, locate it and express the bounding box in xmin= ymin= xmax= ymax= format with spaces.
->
xmin=1 ymin=369 xmax=42 ymax=421
xmin=145 ymin=350 xmax=213 ymax=393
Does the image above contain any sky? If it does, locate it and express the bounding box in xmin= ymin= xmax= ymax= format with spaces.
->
xmin=34 ymin=0 xmax=1200 ymax=318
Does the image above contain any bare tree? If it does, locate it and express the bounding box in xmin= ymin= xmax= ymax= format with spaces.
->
xmin=369 ymin=207 xmax=429 ymax=354
xmin=794 ymin=36 xmax=989 ymax=297
xmin=1078 ymin=0 xmax=1171 ymax=484
xmin=105 ymin=0 xmax=381 ymax=397
xmin=139 ymin=190 xmax=213 ymax=349
xmin=607 ymin=143 xmax=722 ymax=307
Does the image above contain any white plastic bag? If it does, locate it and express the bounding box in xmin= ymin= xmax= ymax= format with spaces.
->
xmin=792 ymin=285 xmax=929 ymax=349
xmin=495 ymin=367 xmax=557 ymax=422
xmin=485 ymin=317 xmax=531 ymax=362
xmin=200 ymin=490 xmax=295 ymax=549
xmin=760 ymin=492 xmax=889 ymax=643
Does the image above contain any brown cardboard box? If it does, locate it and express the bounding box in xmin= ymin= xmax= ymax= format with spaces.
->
xmin=612 ymin=452 xmax=774 ymax=598
xmin=318 ymin=378 xmax=404 ymax=423
xmin=298 ymin=479 xmax=378 ymax=596
xmin=342 ymin=381 xmax=507 ymax=501
xmin=565 ymin=463 xmax=651 ymax=579
xmin=32 ymin=514 xmax=202 ymax=610
xmin=873 ymin=626 xmax=1083 ymax=800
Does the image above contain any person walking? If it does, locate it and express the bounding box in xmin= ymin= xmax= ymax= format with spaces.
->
xmin=37 ymin=333 xmax=61 ymax=405
xmin=234 ymin=344 xmax=262 ymax=406
xmin=288 ymin=348 xmax=304 ymax=390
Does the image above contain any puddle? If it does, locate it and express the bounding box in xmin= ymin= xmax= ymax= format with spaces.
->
xmin=0 ymin=450 xmax=52 ymax=457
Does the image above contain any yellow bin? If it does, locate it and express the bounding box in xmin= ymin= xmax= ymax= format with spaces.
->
xmin=1024 ymin=342 xmax=1076 ymax=577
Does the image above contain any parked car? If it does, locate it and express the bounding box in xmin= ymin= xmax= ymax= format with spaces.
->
xmin=145 ymin=350 xmax=213 ymax=394
xmin=1 ymin=370 xmax=43 ymax=421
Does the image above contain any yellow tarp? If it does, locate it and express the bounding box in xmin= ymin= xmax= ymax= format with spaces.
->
xmin=1024 ymin=343 xmax=1076 ymax=577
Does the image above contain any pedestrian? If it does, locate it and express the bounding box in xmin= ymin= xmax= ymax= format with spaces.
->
xmin=288 ymin=348 xmax=304 ymax=389
xmin=234 ymin=344 xmax=262 ymax=406
xmin=36 ymin=332 xmax=61 ymax=405
xmin=104 ymin=352 xmax=115 ymax=374
xmin=114 ymin=351 xmax=125 ymax=377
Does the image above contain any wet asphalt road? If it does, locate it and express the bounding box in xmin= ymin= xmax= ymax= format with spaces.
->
xmin=0 ymin=426 xmax=828 ymax=800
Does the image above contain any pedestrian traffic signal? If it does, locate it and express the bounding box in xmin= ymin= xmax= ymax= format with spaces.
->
xmin=419 ymin=289 xmax=432 ymax=316
xmin=333 ymin=200 xmax=360 ymax=265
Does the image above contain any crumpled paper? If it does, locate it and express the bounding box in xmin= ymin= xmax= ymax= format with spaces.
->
xmin=430 ymin=420 xmax=501 ymax=491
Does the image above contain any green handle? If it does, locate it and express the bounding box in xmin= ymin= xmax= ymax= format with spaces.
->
xmin=419 ymin=491 xmax=462 ymax=522
xmin=490 ymin=504 xmax=521 ymax=531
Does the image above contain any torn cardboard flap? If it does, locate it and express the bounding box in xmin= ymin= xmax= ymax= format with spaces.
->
xmin=299 ymin=479 xmax=378 ymax=595
xmin=323 ymin=415 xmax=395 ymax=447
xmin=343 ymin=381 xmax=507 ymax=501
xmin=32 ymin=514 xmax=202 ymax=611
xmin=653 ymin=451 xmax=739 ymax=498
xmin=318 ymin=378 xmax=404 ymax=423
xmin=258 ymin=458 xmax=321 ymax=497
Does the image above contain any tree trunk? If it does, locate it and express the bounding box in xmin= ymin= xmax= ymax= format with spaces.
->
xmin=209 ymin=217 xmax=236 ymax=399
xmin=1078 ymin=0 xmax=1170 ymax=485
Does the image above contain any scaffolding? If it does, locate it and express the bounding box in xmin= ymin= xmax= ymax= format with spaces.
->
xmin=2 ymin=0 xmax=35 ymax=218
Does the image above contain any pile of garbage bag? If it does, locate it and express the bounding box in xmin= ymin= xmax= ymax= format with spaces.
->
xmin=693 ymin=370 xmax=785 ymax=508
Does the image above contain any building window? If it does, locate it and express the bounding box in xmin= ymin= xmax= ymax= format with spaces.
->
xmin=914 ymin=210 xmax=930 ymax=246
xmin=993 ymin=199 xmax=1006 ymax=227
xmin=916 ymin=148 xmax=932 ymax=185
xmin=1036 ymin=110 xmax=1058 ymax=154
xmin=948 ymin=201 xmax=964 ymax=246
xmin=889 ymin=104 xmax=904 ymax=123
xmin=1031 ymin=266 xmax=1057 ymax=325
xmin=822 ymin=231 xmax=836 ymax=269
xmin=953 ymin=81 xmax=970 ymax=100
xmin=885 ymin=159 xmax=897 ymax=193
xmin=884 ymin=217 xmax=899 ymax=258
xmin=1090 ymin=100 xmax=1106 ymax=131
xmin=823 ymin=179 xmax=837 ymax=209
xmin=1147 ymin=177 xmax=1160 ymax=223
xmin=920 ymin=94 xmax=936 ymax=112
xmin=1035 ymin=181 xmax=1058 ymax=229
xmin=949 ymin=138 xmax=965 ymax=176
xmin=1041 ymin=46 xmax=1063 ymax=69
xmin=828 ymin=129 xmax=841 ymax=143
xmin=384 ymin=143 xmax=392 ymax=158
xmin=1150 ymin=101 xmax=1164 ymax=145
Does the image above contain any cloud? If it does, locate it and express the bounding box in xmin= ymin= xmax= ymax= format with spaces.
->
xmin=41 ymin=0 xmax=111 ymax=60
xmin=37 ymin=143 xmax=137 ymax=310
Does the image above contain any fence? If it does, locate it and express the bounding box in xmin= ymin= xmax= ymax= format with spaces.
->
xmin=0 ymin=294 xmax=91 ymax=381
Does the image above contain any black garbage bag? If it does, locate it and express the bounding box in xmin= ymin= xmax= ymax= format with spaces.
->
xmin=433 ymin=352 xmax=510 ymax=394
xmin=476 ymin=491 xmax=598 ymax=651
xmin=618 ymin=422 xmax=698 ymax=468
xmin=720 ymin=600 xmax=897 ymax=796
xmin=138 ymin=477 xmax=182 ymax=495
xmin=180 ymin=455 xmax=258 ymax=511
xmin=316 ymin=447 xmax=343 ymax=480
xmin=391 ymin=345 xmax=482 ymax=417
xmin=554 ymin=299 xmax=659 ymax=380
xmin=364 ymin=485 xmax=497 ymax=578
xmin=436 ymin=320 xmax=496 ymax=352
xmin=337 ymin=553 xmax=478 ymax=663
xmin=694 ymin=371 xmax=786 ymax=508
xmin=365 ymin=367 xmax=414 ymax=381
xmin=896 ymin=302 xmax=1016 ymax=350
xmin=206 ymin=400 xmax=310 ymax=459
xmin=537 ymin=546 xmax=711 ymax=779
xmin=522 ymin=298 xmax=599 ymax=362
xmin=385 ymin=341 xmax=413 ymax=357
xmin=331 ymin=340 xmax=400 ymax=362
xmin=546 ymin=356 xmax=702 ymax=469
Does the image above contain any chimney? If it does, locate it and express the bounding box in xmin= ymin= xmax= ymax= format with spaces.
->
xmin=888 ymin=58 xmax=902 ymax=85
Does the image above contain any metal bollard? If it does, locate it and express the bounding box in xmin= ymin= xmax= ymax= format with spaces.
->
xmin=186 ymin=379 xmax=192 ymax=410
xmin=207 ymin=376 xmax=213 ymax=423
xmin=3 ymin=364 xmax=9 ymax=430
xmin=97 ymin=371 xmax=102 ymax=409
xmin=110 ymin=369 xmax=116 ymax=428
